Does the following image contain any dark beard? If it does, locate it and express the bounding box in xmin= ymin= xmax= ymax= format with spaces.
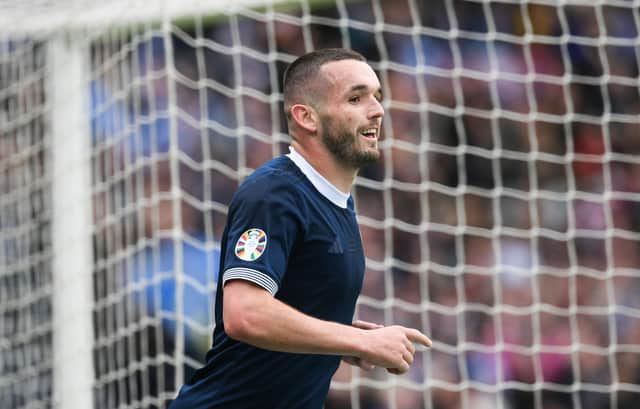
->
xmin=320 ymin=116 xmax=380 ymax=169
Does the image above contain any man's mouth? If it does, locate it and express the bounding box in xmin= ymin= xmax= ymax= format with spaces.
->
xmin=360 ymin=127 xmax=378 ymax=139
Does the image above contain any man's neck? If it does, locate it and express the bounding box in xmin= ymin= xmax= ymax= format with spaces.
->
xmin=289 ymin=140 xmax=357 ymax=194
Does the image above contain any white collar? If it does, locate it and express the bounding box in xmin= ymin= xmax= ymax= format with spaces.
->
xmin=286 ymin=146 xmax=349 ymax=209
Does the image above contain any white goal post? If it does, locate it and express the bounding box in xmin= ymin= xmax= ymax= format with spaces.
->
xmin=2 ymin=1 xmax=640 ymax=409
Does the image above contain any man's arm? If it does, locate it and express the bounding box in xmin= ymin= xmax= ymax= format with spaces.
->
xmin=223 ymin=280 xmax=432 ymax=374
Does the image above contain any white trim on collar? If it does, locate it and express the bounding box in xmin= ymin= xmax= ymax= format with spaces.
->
xmin=286 ymin=146 xmax=349 ymax=209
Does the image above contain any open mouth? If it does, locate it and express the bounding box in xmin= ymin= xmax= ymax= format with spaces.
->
xmin=360 ymin=127 xmax=377 ymax=140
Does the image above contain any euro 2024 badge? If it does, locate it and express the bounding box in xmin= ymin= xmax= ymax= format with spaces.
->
xmin=235 ymin=228 xmax=267 ymax=261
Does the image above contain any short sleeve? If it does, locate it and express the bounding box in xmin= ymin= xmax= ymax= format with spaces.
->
xmin=221 ymin=179 xmax=303 ymax=295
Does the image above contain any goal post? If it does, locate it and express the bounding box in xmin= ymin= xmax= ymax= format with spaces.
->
xmin=49 ymin=34 xmax=95 ymax=409
xmin=2 ymin=1 xmax=640 ymax=409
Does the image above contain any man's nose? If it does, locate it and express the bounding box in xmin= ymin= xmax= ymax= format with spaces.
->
xmin=368 ymin=97 xmax=384 ymax=119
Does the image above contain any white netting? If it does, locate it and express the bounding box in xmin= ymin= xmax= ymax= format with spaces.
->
xmin=2 ymin=1 xmax=640 ymax=408
xmin=0 ymin=39 xmax=52 ymax=408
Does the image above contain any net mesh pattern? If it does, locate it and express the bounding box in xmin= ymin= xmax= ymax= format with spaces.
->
xmin=0 ymin=40 xmax=53 ymax=409
xmin=2 ymin=1 xmax=640 ymax=408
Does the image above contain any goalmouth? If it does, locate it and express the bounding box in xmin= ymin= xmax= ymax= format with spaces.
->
xmin=2 ymin=1 xmax=640 ymax=409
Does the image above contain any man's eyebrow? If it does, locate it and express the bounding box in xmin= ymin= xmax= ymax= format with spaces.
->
xmin=345 ymin=84 xmax=383 ymax=98
xmin=347 ymin=84 xmax=368 ymax=93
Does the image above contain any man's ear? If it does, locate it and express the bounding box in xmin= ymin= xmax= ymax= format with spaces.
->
xmin=290 ymin=104 xmax=318 ymax=133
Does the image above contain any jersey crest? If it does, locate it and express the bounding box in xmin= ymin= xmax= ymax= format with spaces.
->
xmin=234 ymin=228 xmax=267 ymax=261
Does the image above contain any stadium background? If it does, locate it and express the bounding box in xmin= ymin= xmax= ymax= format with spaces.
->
xmin=2 ymin=0 xmax=640 ymax=408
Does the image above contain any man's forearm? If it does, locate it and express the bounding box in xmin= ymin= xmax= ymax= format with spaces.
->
xmin=223 ymin=280 xmax=367 ymax=357
xmin=222 ymin=279 xmax=432 ymax=374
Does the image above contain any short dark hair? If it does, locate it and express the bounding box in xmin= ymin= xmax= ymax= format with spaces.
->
xmin=283 ymin=48 xmax=366 ymax=121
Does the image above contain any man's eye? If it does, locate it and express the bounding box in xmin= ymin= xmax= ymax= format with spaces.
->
xmin=349 ymin=96 xmax=360 ymax=103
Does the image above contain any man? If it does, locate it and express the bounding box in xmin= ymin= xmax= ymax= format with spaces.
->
xmin=170 ymin=48 xmax=431 ymax=409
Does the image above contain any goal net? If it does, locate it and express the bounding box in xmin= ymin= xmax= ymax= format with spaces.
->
xmin=2 ymin=1 xmax=640 ymax=408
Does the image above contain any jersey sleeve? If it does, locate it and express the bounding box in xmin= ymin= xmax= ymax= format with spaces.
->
xmin=221 ymin=179 xmax=304 ymax=296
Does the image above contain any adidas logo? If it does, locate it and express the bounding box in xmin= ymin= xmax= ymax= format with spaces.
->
xmin=328 ymin=239 xmax=344 ymax=254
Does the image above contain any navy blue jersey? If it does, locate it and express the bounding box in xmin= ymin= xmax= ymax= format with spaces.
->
xmin=170 ymin=150 xmax=365 ymax=409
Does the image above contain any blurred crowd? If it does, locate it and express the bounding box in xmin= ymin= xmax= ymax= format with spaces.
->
xmin=88 ymin=1 xmax=640 ymax=408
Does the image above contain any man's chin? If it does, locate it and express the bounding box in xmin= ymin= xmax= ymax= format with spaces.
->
xmin=352 ymin=149 xmax=380 ymax=168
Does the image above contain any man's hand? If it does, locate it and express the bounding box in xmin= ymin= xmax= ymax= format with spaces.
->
xmin=357 ymin=324 xmax=432 ymax=375
xmin=342 ymin=320 xmax=383 ymax=370
xmin=342 ymin=320 xmax=432 ymax=375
